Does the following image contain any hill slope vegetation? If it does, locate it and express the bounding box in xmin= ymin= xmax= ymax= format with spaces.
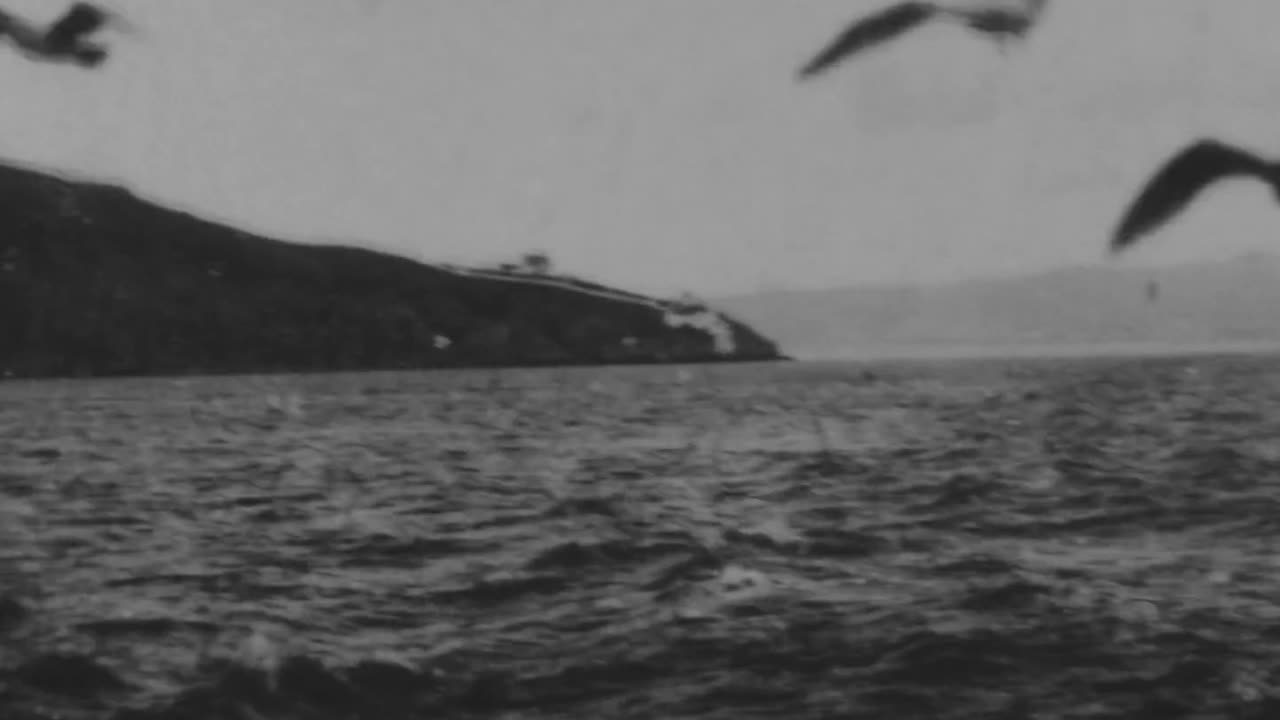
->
xmin=0 ymin=161 xmax=785 ymax=378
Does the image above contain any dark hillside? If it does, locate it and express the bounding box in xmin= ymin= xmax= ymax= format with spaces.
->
xmin=0 ymin=161 xmax=785 ymax=379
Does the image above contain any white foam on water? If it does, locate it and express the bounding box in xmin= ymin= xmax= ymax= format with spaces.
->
xmin=263 ymin=392 xmax=305 ymax=419
xmin=674 ymin=564 xmax=780 ymax=620
xmin=740 ymin=512 xmax=806 ymax=550
xmin=237 ymin=624 xmax=285 ymax=685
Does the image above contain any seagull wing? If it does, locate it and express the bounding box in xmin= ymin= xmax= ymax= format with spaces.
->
xmin=955 ymin=0 xmax=1050 ymax=39
xmin=797 ymin=2 xmax=939 ymax=79
xmin=1110 ymin=139 xmax=1272 ymax=254
xmin=46 ymin=3 xmax=110 ymax=48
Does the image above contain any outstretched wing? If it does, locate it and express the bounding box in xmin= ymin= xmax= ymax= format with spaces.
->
xmin=1110 ymin=139 xmax=1271 ymax=254
xmin=958 ymin=0 xmax=1051 ymax=39
xmin=797 ymin=2 xmax=938 ymax=79
xmin=46 ymin=2 xmax=110 ymax=48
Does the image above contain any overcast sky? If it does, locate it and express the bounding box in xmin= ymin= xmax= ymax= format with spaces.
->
xmin=1 ymin=0 xmax=1278 ymax=297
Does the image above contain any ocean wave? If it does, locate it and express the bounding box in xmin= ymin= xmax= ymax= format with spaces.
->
xmin=6 ymin=357 xmax=1280 ymax=717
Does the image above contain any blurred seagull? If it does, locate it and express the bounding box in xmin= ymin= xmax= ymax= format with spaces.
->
xmin=0 ymin=2 xmax=134 ymax=68
xmin=1110 ymin=139 xmax=1280 ymax=255
xmin=798 ymin=0 xmax=1049 ymax=79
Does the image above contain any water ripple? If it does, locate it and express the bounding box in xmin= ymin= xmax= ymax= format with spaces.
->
xmin=4 ymin=357 xmax=1280 ymax=718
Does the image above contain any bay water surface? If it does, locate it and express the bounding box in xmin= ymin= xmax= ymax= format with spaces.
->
xmin=3 ymin=356 xmax=1280 ymax=719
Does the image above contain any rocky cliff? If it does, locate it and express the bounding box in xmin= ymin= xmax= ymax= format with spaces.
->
xmin=0 ymin=161 xmax=786 ymax=379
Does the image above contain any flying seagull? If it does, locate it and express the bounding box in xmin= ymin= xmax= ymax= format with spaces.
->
xmin=0 ymin=2 xmax=133 ymax=68
xmin=797 ymin=0 xmax=1049 ymax=79
xmin=1110 ymin=139 xmax=1280 ymax=255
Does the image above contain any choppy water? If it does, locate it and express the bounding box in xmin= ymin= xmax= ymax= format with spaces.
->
xmin=4 ymin=356 xmax=1280 ymax=719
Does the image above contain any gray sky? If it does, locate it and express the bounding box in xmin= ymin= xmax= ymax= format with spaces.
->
xmin=3 ymin=0 xmax=1280 ymax=297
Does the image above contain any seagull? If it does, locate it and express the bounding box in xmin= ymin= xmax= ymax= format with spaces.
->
xmin=797 ymin=0 xmax=1049 ymax=79
xmin=0 ymin=2 xmax=133 ymax=68
xmin=1110 ymin=139 xmax=1280 ymax=255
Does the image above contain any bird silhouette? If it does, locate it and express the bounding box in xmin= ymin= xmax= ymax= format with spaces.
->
xmin=1110 ymin=139 xmax=1280 ymax=255
xmin=797 ymin=0 xmax=1049 ymax=79
xmin=0 ymin=3 xmax=133 ymax=68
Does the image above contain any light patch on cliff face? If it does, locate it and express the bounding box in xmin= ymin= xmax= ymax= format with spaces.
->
xmin=662 ymin=308 xmax=737 ymax=355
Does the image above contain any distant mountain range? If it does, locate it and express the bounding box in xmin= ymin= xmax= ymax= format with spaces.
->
xmin=711 ymin=252 xmax=1280 ymax=359
xmin=0 ymin=159 xmax=785 ymax=379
